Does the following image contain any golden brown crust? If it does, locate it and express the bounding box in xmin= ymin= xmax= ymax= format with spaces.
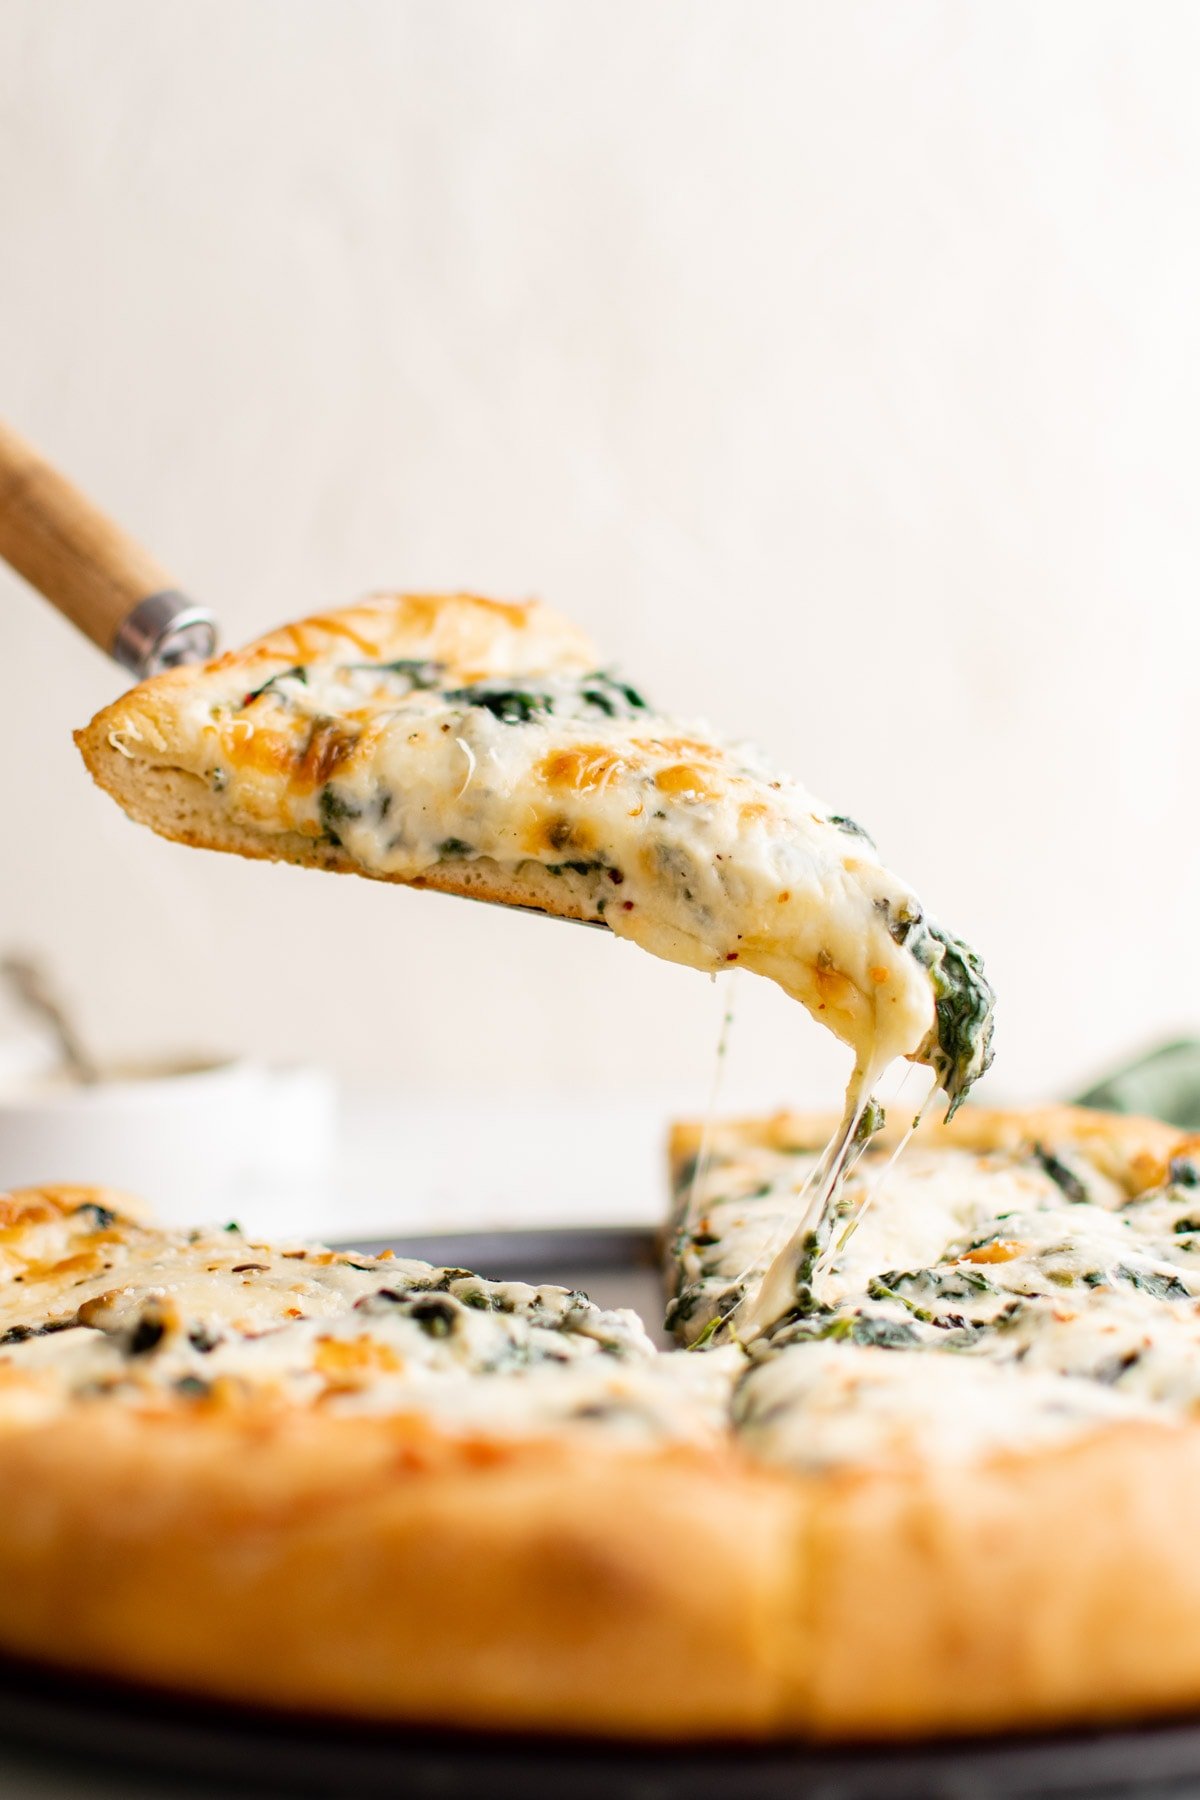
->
xmin=0 ymin=1404 xmax=798 ymax=1737
xmin=0 ymin=1183 xmax=800 ymax=1736
xmin=6 ymin=1349 xmax=1200 ymax=1737
xmin=0 ymin=1183 xmax=148 ymax=1228
xmin=800 ymin=1423 xmax=1200 ymax=1736
xmin=214 ymin=592 xmax=598 ymax=680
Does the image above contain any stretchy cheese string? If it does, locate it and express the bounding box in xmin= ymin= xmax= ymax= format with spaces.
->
xmin=715 ymin=1067 xmax=938 ymax=1343
xmin=683 ymin=975 xmax=739 ymax=1228
xmin=817 ymin=1067 xmax=939 ymax=1281
xmin=734 ymin=1075 xmax=879 ymax=1339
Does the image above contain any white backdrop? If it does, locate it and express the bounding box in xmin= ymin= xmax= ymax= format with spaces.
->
xmin=3 ymin=0 xmax=1199 ymax=1129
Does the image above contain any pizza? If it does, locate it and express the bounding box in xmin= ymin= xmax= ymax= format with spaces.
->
xmin=75 ymin=593 xmax=995 ymax=1129
xmin=5 ymin=1106 xmax=1200 ymax=1740
xmin=0 ymin=1185 xmax=762 ymax=1737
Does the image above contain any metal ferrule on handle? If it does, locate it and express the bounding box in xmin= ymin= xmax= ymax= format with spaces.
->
xmin=111 ymin=591 xmax=218 ymax=677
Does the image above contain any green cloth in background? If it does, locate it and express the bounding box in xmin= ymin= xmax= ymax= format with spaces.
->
xmin=1074 ymin=1040 xmax=1200 ymax=1131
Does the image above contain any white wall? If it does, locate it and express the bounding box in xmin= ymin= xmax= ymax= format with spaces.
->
xmin=2 ymin=0 xmax=1198 ymax=1117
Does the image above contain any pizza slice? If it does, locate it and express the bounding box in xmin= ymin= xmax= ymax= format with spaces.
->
xmin=77 ymin=593 xmax=994 ymax=1119
xmin=0 ymin=1185 xmax=790 ymax=1736
xmin=0 ymin=1185 xmax=733 ymax=1447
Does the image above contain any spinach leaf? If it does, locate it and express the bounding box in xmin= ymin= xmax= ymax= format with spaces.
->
xmin=827 ymin=814 xmax=876 ymax=847
xmin=785 ymin=1309 xmax=921 ymax=1350
xmin=690 ymin=1315 xmax=728 ymax=1349
xmin=1033 ymin=1145 xmax=1090 ymax=1204
xmin=242 ymin=665 xmax=308 ymax=706
xmin=442 ymin=669 xmax=651 ymax=726
xmin=847 ymin=1313 xmax=921 ymax=1349
xmin=1115 ymin=1263 xmax=1190 ymax=1301
xmin=319 ymin=786 xmax=361 ymax=829
xmin=577 ymin=672 xmax=649 ymax=715
xmin=72 ymin=1200 xmax=117 ymax=1231
xmin=880 ymin=903 xmax=996 ymax=1115
xmin=444 ymin=684 xmax=550 ymax=724
xmin=341 ymin=658 xmax=444 ymax=690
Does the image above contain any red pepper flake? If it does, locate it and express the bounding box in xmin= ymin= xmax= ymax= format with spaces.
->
xmin=726 ymin=952 xmax=739 ymax=961
xmin=622 ymin=900 xmax=634 ymax=910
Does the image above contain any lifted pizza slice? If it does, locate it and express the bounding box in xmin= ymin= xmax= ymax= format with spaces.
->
xmin=78 ymin=593 xmax=994 ymax=1117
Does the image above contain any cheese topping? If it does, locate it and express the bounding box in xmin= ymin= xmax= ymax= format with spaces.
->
xmin=669 ymin=1131 xmax=1200 ymax=1469
xmin=6 ymin=1136 xmax=1200 ymax=1476
xmin=0 ymin=1198 xmax=728 ymax=1449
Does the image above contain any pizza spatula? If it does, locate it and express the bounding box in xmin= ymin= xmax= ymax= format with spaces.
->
xmin=0 ymin=420 xmax=605 ymax=936
xmin=0 ymin=418 xmax=218 ymax=678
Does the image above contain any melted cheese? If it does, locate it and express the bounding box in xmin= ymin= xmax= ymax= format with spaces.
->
xmin=6 ymin=1145 xmax=1200 ymax=1475
xmin=668 ymin=1130 xmax=1200 ymax=1469
xmin=734 ymin=1343 xmax=1153 ymax=1471
xmin=0 ymin=1201 xmax=730 ymax=1449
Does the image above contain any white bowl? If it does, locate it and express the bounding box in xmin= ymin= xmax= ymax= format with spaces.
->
xmin=0 ymin=1055 xmax=337 ymax=1232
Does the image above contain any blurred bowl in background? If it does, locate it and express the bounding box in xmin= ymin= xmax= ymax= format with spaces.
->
xmin=0 ymin=1031 xmax=58 ymax=1090
xmin=0 ymin=1054 xmax=337 ymax=1232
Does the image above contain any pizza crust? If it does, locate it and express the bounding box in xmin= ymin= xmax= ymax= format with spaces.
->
xmin=0 ymin=1402 xmax=799 ymax=1737
xmin=802 ymin=1422 xmax=1200 ymax=1736
xmin=5 ymin=1365 xmax=1200 ymax=1737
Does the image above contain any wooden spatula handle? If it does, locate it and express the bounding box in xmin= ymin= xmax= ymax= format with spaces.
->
xmin=0 ymin=418 xmax=216 ymax=676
